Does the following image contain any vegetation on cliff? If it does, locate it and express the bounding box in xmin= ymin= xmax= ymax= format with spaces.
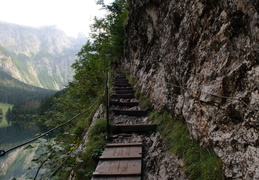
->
xmin=129 ymin=74 xmax=225 ymax=180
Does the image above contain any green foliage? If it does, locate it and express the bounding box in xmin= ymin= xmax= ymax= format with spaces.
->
xmin=6 ymin=100 xmax=41 ymax=129
xmin=30 ymin=98 xmax=101 ymax=179
xmin=0 ymin=70 xmax=56 ymax=104
xmin=149 ymin=111 xmax=224 ymax=180
xmin=106 ymin=0 xmax=128 ymax=62
xmin=0 ymin=103 xmax=13 ymax=127
xmin=73 ymin=118 xmax=108 ymax=180
xmin=88 ymin=118 xmax=107 ymax=138
xmin=127 ymin=74 xmax=151 ymax=110
xmin=126 ymin=71 xmax=224 ymax=179
xmin=15 ymin=0 xmax=129 ymax=179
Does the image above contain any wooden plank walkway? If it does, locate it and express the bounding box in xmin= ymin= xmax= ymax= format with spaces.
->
xmin=92 ymin=143 xmax=142 ymax=180
xmin=92 ymin=72 xmax=158 ymax=180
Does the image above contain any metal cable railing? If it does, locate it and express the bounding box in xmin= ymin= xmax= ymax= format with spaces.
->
xmin=0 ymin=93 xmax=104 ymax=157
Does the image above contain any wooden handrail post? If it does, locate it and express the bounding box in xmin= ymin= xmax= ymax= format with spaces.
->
xmin=105 ymin=70 xmax=109 ymax=137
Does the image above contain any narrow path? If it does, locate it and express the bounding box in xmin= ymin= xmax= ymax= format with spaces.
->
xmin=92 ymin=72 xmax=152 ymax=180
xmin=92 ymin=72 xmax=186 ymax=180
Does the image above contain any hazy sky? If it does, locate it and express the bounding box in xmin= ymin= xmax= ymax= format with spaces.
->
xmin=0 ymin=0 xmax=114 ymax=37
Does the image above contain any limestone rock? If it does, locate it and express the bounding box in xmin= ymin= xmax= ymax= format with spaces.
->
xmin=123 ymin=0 xmax=259 ymax=179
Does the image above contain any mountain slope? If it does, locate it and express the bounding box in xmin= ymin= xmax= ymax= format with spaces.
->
xmin=0 ymin=70 xmax=55 ymax=104
xmin=0 ymin=21 xmax=86 ymax=90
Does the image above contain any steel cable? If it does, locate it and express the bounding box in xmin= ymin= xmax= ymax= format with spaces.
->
xmin=0 ymin=92 xmax=104 ymax=157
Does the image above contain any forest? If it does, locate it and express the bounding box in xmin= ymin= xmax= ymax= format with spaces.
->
xmin=0 ymin=70 xmax=56 ymax=104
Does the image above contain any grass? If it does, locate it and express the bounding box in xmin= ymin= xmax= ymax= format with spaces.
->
xmin=0 ymin=102 xmax=13 ymax=127
xmin=125 ymin=71 xmax=224 ymax=179
xmin=73 ymin=118 xmax=110 ymax=180
xmin=149 ymin=110 xmax=225 ymax=180
xmin=127 ymin=74 xmax=152 ymax=110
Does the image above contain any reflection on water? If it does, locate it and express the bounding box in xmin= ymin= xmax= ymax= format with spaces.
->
xmin=0 ymin=140 xmax=42 ymax=180
xmin=0 ymin=126 xmax=38 ymax=150
xmin=0 ymin=126 xmax=40 ymax=179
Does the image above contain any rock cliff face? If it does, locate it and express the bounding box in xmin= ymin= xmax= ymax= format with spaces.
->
xmin=123 ymin=0 xmax=259 ymax=179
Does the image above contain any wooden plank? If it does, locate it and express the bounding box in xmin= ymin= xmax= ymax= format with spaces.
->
xmin=93 ymin=159 xmax=142 ymax=176
xmin=114 ymin=80 xmax=128 ymax=83
xmin=115 ymin=75 xmax=126 ymax=79
xmin=106 ymin=143 xmax=142 ymax=147
xmin=114 ymin=87 xmax=133 ymax=91
xmin=115 ymin=124 xmax=157 ymax=133
xmin=92 ymin=177 xmax=141 ymax=180
xmin=100 ymin=146 xmax=142 ymax=159
xmin=115 ymin=90 xmax=135 ymax=94
xmin=109 ymin=101 xmax=139 ymax=107
xmin=111 ymin=94 xmax=135 ymax=99
xmin=112 ymin=109 xmax=147 ymax=116
xmin=115 ymin=83 xmax=131 ymax=87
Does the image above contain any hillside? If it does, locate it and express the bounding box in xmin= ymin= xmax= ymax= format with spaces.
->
xmin=0 ymin=70 xmax=55 ymax=104
xmin=0 ymin=21 xmax=86 ymax=90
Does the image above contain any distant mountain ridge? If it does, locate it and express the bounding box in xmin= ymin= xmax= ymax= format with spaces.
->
xmin=0 ymin=21 xmax=86 ymax=90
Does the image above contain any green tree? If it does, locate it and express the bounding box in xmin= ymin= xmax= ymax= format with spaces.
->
xmin=29 ymin=1 xmax=129 ymax=179
xmin=6 ymin=107 xmax=12 ymax=125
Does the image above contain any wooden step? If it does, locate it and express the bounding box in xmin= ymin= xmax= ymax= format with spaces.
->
xmin=93 ymin=160 xmax=142 ymax=176
xmin=111 ymin=94 xmax=135 ymax=99
xmin=100 ymin=145 xmax=142 ymax=160
xmin=114 ymin=79 xmax=128 ymax=83
xmin=112 ymin=109 xmax=148 ymax=116
xmin=115 ymin=83 xmax=131 ymax=87
xmin=115 ymin=90 xmax=135 ymax=94
xmin=114 ymin=87 xmax=133 ymax=91
xmin=110 ymin=101 xmax=139 ymax=107
xmin=115 ymin=74 xmax=126 ymax=79
xmin=92 ymin=177 xmax=141 ymax=180
xmin=115 ymin=77 xmax=127 ymax=81
xmin=92 ymin=143 xmax=142 ymax=179
xmin=115 ymin=124 xmax=157 ymax=133
xmin=106 ymin=143 xmax=142 ymax=147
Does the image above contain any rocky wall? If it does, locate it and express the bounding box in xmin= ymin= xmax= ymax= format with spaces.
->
xmin=123 ymin=0 xmax=259 ymax=179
